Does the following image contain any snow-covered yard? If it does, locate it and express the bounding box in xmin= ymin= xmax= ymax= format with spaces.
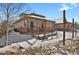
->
xmin=0 ymin=31 xmax=79 ymax=47
xmin=0 ymin=31 xmax=79 ymax=55
xmin=0 ymin=32 xmax=33 ymax=46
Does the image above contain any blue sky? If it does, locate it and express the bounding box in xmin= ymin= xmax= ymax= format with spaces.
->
xmin=25 ymin=3 xmax=79 ymax=23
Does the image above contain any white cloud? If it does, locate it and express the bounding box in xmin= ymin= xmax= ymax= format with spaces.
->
xmin=71 ymin=3 xmax=78 ymax=8
xmin=59 ymin=3 xmax=79 ymax=11
xmin=59 ymin=4 xmax=69 ymax=11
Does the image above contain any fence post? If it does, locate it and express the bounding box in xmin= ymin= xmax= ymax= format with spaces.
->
xmin=63 ymin=10 xmax=66 ymax=46
xmin=72 ymin=18 xmax=74 ymax=39
xmin=75 ymin=22 xmax=77 ymax=38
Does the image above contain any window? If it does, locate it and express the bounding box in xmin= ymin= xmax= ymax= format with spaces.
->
xmin=30 ymin=22 xmax=34 ymax=28
xmin=41 ymin=23 xmax=44 ymax=28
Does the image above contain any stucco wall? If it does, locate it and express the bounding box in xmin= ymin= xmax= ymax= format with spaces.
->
xmin=14 ymin=14 xmax=55 ymax=32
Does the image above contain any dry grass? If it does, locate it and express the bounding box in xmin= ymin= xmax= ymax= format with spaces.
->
xmin=25 ymin=39 xmax=79 ymax=55
xmin=1 ymin=39 xmax=79 ymax=55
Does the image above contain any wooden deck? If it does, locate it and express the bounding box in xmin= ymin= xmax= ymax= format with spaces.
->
xmin=14 ymin=27 xmax=55 ymax=40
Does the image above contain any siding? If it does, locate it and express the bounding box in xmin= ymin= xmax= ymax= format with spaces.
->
xmin=14 ymin=13 xmax=55 ymax=33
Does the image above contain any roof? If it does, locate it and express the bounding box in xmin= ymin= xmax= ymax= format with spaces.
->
xmin=54 ymin=18 xmax=63 ymax=23
xmin=20 ymin=13 xmax=46 ymax=20
xmin=30 ymin=13 xmax=45 ymax=18
xmin=14 ymin=13 xmax=55 ymax=24
xmin=28 ymin=15 xmax=45 ymax=20
xmin=54 ymin=18 xmax=68 ymax=24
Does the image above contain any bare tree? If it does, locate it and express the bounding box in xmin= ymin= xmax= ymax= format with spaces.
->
xmin=0 ymin=3 xmax=31 ymax=46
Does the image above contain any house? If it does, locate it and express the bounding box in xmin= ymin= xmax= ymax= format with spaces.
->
xmin=13 ymin=13 xmax=55 ymax=34
xmin=54 ymin=18 xmax=72 ymax=31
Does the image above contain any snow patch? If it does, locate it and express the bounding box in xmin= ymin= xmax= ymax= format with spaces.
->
xmin=17 ymin=41 xmax=31 ymax=49
xmin=28 ymin=38 xmax=37 ymax=44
